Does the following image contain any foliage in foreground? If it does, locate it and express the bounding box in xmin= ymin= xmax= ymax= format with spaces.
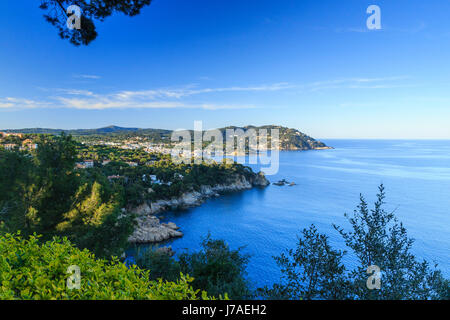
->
xmin=0 ymin=134 xmax=133 ymax=259
xmin=0 ymin=233 xmax=217 ymax=300
xmin=135 ymin=248 xmax=182 ymax=283
xmin=136 ymin=235 xmax=252 ymax=299
xmin=259 ymin=185 xmax=449 ymax=300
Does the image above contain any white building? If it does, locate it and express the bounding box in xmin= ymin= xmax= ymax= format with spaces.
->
xmin=149 ymin=175 xmax=161 ymax=184
xmin=75 ymin=160 xmax=94 ymax=169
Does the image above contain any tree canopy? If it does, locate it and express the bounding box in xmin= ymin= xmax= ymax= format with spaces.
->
xmin=39 ymin=0 xmax=153 ymax=45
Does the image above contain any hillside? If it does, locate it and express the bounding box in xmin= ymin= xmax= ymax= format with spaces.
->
xmin=219 ymin=125 xmax=330 ymax=151
xmin=2 ymin=125 xmax=331 ymax=150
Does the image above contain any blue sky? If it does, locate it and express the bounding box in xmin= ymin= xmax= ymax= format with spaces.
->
xmin=1 ymin=0 xmax=449 ymax=138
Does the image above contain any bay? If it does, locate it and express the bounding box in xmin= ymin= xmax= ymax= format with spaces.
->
xmin=144 ymin=140 xmax=450 ymax=289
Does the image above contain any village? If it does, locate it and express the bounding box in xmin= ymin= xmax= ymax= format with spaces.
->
xmin=0 ymin=131 xmax=38 ymax=151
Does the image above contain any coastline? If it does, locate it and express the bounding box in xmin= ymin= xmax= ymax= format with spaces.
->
xmin=128 ymin=172 xmax=270 ymax=244
xmin=141 ymin=140 xmax=450 ymax=282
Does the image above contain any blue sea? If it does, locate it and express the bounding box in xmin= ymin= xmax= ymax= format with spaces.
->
xmin=147 ymin=140 xmax=450 ymax=289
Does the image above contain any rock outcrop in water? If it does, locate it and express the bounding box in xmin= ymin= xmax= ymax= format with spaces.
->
xmin=128 ymin=172 xmax=270 ymax=244
xmin=128 ymin=216 xmax=183 ymax=243
xmin=273 ymin=178 xmax=296 ymax=186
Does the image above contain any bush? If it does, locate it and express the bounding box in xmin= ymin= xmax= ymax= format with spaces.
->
xmin=0 ymin=233 xmax=216 ymax=300
xmin=135 ymin=235 xmax=252 ymax=299
xmin=135 ymin=247 xmax=182 ymax=282
xmin=178 ymin=234 xmax=252 ymax=299
xmin=258 ymin=225 xmax=350 ymax=300
xmin=333 ymin=185 xmax=449 ymax=300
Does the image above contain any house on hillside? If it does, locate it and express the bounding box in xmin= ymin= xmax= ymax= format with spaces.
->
xmin=126 ymin=161 xmax=138 ymax=167
xmin=3 ymin=133 xmax=24 ymax=138
xmin=149 ymin=175 xmax=161 ymax=184
xmin=3 ymin=144 xmax=17 ymax=150
xmin=84 ymin=160 xmax=94 ymax=168
xmin=174 ymin=173 xmax=184 ymax=180
xmin=21 ymin=139 xmax=38 ymax=151
xmin=75 ymin=160 xmax=94 ymax=169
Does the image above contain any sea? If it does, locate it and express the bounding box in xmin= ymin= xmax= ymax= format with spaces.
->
xmin=137 ymin=140 xmax=450 ymax=289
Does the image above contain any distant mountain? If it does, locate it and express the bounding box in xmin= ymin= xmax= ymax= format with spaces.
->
xmin=90 ymin=125 xmax=140 ymax=134
xmin=2 ymin=125 xmax=331 ymax=150
xmin=3 ymin=126 xmax=169 ymax=136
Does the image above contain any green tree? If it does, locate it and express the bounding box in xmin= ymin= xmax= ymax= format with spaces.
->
xmin=39 ymin=0 xmax=153 ymax=46
xmin=178 ymin=235 xmax=252 ymax=300
xmin=262 ymin=185 xmax=449 ymax=300
xmin=56 ymin=180 xmax=134 ymax=258
xmin=26 ymin=133 xmax=79 ymax=235
xmin=0 ymin=134 xmax=134 ymax=258
xmin=334 ymin=184 xmax=448 ymax=300
xmin=259 ymin=225 xmax=350 ymax=300
xmin=135 ymin=248 xmax=182 ymax=282
xmin=0 ymin=149 xmax=34 ymax=232
xmin=135 ymin=236 xmax=252 ymax=299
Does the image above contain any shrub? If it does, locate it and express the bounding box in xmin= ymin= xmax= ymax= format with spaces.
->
xmin=135 ymin=247 xmax=182 ymax=282
xmin=178 ymin=234 xmax=252 ymax=299
xmin=258 ymin=225 xmax=350 ymax=300
xmin=134 ymin=236 xmax=252 ymax=299
xmin=0 ymin=232 xmax=216 ymax=300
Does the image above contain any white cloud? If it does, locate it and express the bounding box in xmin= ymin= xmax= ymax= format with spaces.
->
xmin=56 ymin=97 xmax=184 ymax=110
xmin=0 ymin=77 xmax=409 ymax=110
xmin=0 ymin=97 xmax=46 ymax=109
xmin=55 ymin=89 xmax=96 ymax=96
xmin=307 ymin=76 xmax=410 ymax=91
xmin=73 ymin=74 xmax=101 ymax=79
xmin=111 ymin=82 xmax=295 ymax=101
xmin=55 ymin=96 xmax=255 ymax=110
xmin=200 ymin=104 xmax=256 ymax=110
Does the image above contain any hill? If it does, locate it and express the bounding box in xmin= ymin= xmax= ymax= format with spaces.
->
xmin=219 ymin=125 xmax=330 ymax=150
xmin=2 ymin=125 xmax=331 ymax=150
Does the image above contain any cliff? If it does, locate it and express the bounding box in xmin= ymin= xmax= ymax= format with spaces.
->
xmin=128 ymin=172 xmax=269 ymax=244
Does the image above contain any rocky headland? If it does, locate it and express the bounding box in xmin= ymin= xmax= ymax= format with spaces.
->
xmin=128 ymin=172 xmax=269 ymax=244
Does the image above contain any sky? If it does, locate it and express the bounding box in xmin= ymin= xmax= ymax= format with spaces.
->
xmin=1 ymin=0 xmax=450 ymax=139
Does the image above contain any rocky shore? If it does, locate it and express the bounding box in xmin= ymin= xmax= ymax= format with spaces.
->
xmin=128 ymin=216 xmax=183 ymax=243
xmin=128 ymin=172 xmax=269 ymax=244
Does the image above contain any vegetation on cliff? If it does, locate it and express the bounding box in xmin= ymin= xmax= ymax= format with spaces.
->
xmin=219 ymin=125 xmax=329 ymax=150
